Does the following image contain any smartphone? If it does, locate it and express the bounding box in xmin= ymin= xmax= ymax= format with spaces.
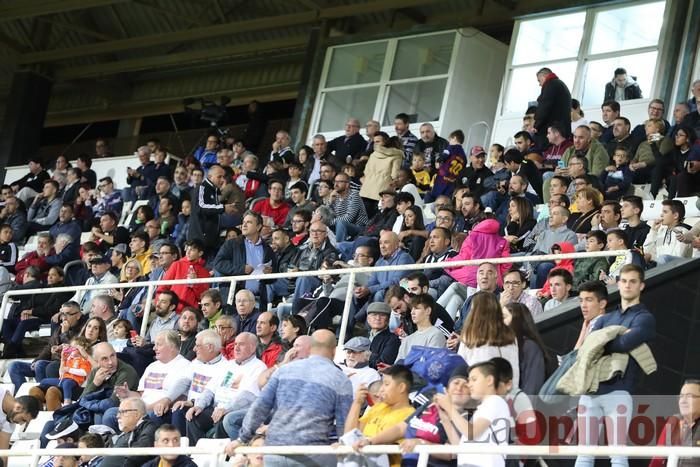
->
xmin=366 ymin=393 xmax=375 ymax=406
xmin=130 ymin=330 xmax=138 ymax=339
xmin=557 ymin=160 xmax=566 ymax=169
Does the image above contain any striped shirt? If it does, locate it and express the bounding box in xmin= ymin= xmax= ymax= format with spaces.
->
xmin=330 ymin=189 xmax=368 ymax=226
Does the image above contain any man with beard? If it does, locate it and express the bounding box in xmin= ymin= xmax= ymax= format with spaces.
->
xmin=414 ymin=123 xmax=448 ymax=170
xmin=0 ymin=391 xmax=39 ymax=452
xmin=462 ymin=146 xmax=493 ymax=198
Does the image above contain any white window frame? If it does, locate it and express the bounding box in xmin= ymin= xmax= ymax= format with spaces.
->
xmin=310 ymin=30 xmax=459 ymax=138
xmin=496 ymin=0 xmax=670 ymax=118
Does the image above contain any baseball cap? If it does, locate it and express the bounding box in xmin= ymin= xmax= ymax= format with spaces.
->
xmin=366 ymin=302 xmax=391 ymax=316
xmin=344 ymin=336 xmax=371 ymax=352
xmin=470 ymin=146 xmax=486 ymax=157
xmin=88 ymin=253 xmax=111 ymax=265
xmin=448 ymin=362 xmax=470 ymax=384
xmin=111 ymin=243 xmax=128 ymax=255
xmin=46 ymin=418 xmax=80 ymax=440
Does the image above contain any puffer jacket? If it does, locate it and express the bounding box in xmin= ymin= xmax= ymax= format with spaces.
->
xmin=360 ymin=145 xmax=403 ymax=201
xmin=445 ymin=218 xmax=510 ymax=287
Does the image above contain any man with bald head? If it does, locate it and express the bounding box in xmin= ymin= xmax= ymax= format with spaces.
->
xmin=561 ymin=125 xmax=609 ymax=177
xmin=291 ymin=220 xmax=339 ymax=310
xmin=356 ymin=230 xmax=414 ymax=303
xmin=39 ymin=342 xmax=139 ymax=447
xmin=415 ymin=122 xmax=448 ymax=168
xmin=189 ymin=164 xmax=236 ymax=257
xmin=225 ymin=330 xmax=352 ymax=465
xmin=327 ymin=117 xmax=367 ymax=166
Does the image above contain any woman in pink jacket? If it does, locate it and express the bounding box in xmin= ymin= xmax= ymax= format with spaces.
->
xmin=437 ymin=217 xmax=511 ymax=319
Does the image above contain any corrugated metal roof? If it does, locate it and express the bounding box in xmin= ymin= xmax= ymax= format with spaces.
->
xmin=0 ymin=0 xmax=591 ymax=124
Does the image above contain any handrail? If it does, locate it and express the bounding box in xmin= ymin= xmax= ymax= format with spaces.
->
xmin=0 ymin=250 xmax=627 ymax=355
xmin=3 ymin=444 xmax=699 ymax=467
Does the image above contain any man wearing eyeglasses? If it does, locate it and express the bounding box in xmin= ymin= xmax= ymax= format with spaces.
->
xmin=290 ymin=220 xmax=339 ymax=311
xmin=7 ymin=301 xmax=87 ymax=395
xmin=101 ymin=398 xmax=158 ymax=467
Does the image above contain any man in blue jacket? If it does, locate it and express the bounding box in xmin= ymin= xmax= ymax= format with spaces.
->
xmin=576 ymin=263 xmax=656 ymax=467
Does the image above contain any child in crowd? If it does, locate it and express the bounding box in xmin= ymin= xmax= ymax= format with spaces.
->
xmin=574 ymin=231 xmax=609 ymax=290
xmin=435 ymin=361 xmax=511 ymax=467
xmin=285 ymin=162 xmax=304 ymax=199
xmin=601 ymin=147 xmax=633 ymax=200
xmin=38 ymin=336 xmax=93 ymax=408
xmin=428 ymin=130 xmax=467 ymax=201
xmin=602 ymin=229 xmax=644 ymax=284
xmin=109 ymin=319 xmax=133 ymax=352
xmin=411 ymin=152 xmax=432 ymax=193
xmin=346 ymin=365 xmax=415 ymax=467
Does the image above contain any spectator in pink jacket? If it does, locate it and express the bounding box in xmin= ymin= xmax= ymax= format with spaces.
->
xmin=437 ymin=217 xmax=510 ymax=319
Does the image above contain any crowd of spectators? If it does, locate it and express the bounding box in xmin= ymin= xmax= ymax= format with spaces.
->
xmin=0 ymin=71 xmax=698 ymax=467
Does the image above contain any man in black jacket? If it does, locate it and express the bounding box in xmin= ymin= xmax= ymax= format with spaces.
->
xmin=290 ymin=220 xmax=339 ymax=310
xmin=188 ymin=165 xmax=232 ymax=258
xmin=101 ymin=397 xmax=157 ymax=467
xmin=337 ymin=190 xmax=399 ymax=261
xmin=534 ymin=67 xmax=572 ymax=150
xmin=327 ymin=118 xmax=367 ymax=166
xmin=366 ymin=302 xmax=400 ymax=370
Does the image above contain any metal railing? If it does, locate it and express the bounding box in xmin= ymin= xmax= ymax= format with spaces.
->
xmin=2 ymin=443 xmax=699 ymax=467
xmin=0 ymin=250 xmax=625 ymax=356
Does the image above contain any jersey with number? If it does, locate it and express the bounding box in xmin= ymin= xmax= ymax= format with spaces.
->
xmin=432 ymin=144 xmax=467 ymax=198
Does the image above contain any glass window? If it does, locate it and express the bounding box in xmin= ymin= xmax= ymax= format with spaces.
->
xmin=382 ymin=79 xmax=447 ymax=125
xmin=319 ymin=87 xmax=379 ymax=132
xmin=579 ymin=51 xmax=657 ymax=107
xmin=503 ymin=62 xmax=577 ymax=115
xmin=325 ymin=43 xmax=387 ymax=88
xmin=391 ymin=33 xmax=454 ymax=80
xmin=589 ymin=2 xmax=664 ymax=55
xmin=512 ymin=12 xmax=585 ymax=65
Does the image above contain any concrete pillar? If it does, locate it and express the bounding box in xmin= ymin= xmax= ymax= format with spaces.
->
xmin=0 ymin=70 xmax=52 ymax=181
xmin=289 ymin=21 xmax=330 ymax=147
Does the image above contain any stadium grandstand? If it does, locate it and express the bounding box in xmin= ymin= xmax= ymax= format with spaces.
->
xmin=0 ymin=0 xmax=699 ymax=465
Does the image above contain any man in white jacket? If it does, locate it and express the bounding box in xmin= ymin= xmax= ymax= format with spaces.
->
xmin=643 ymin=199 xmax=693 ymax=265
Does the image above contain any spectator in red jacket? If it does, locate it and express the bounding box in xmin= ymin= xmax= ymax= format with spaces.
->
xmin=255 ymin=311 xmax=284 ymax=368
xmin=156 ymin=239 xmax=211 ymax=311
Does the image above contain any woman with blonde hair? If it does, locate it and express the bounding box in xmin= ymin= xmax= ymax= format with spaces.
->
xmin=457 ymin=291 xmax=520 ymax=388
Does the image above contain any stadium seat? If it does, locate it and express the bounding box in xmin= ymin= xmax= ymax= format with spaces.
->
xmin=7 ymin=439 xmax=39 ymax=467
xmin=181 ymin=436 xmax=190 ymax=447
xmin=21 ymin=411 xmax=53 ymax=440
xmin=15 ymin=382 xmax=38 ymax=398
xmin=641 ymin=200 xmax=663 ymax=222
xmin=192 ymin=438 xmax=229 ymax=467
xmin=0 ymin=383 xmax=14 ymax=395
xmin=633 ymin=184 xmax=653 ymax=200
xmin=122 ymin=199 xmax=149 ymax=228
xmin=677 ymin=196 xmax=700 ymax=218
xmin=119 ymin=200 xmax=134 ymax=225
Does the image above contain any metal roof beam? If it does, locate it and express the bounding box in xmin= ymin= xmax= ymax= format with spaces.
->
xmin=0 ymin=0 xmax=130 ymax=22
xmin=19 ymin=0 xmax=444 ymax=64
xmin=36 ymin=16 xmax=116 ymax=42
xmin=54 ymin=36 xmax=309 ymax=80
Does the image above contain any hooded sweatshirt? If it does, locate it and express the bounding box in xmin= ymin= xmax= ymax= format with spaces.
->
xmin=445 ymin=218 xmax=511 ymax=287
